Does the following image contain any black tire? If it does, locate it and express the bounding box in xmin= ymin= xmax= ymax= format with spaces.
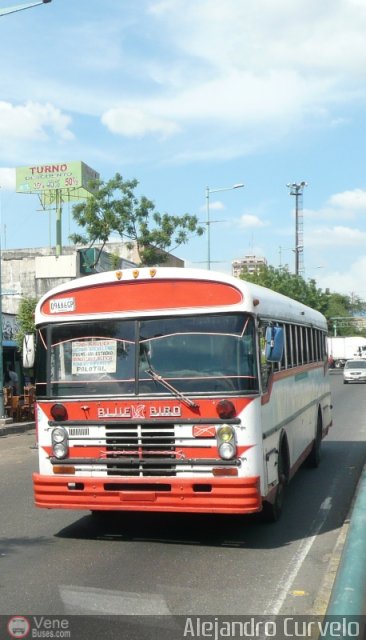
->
xmin=306 ymin=410 xmax=322 ymax=468
xmin=262 ymin=442 xmax=288 ymax=523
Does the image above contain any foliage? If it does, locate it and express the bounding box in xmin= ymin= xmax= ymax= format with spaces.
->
xmin=70 ymin=173 xmax=205 ymax=267
xmin=239 ymin=265 xmax=327 ymax=311
xmin=239 ymin=265 xmax=366 ymax=335
xmin=15 ymin=296 xmax=37 ymax=351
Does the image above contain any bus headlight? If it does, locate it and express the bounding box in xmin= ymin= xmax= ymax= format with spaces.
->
xmin=53 ymin=442 xmax=69 ymax=459
xmin=51 ymin=427 xmax=68 ymax=459
xmin=217 ymin=425 xmax=234 ymax=442
xmin=219 ymin=442 xmax=236 ymax=460
xmin=217 ymin=425 xmax=236 ymax=460
xmin=52 ymin=426 xmax=67 ymax=443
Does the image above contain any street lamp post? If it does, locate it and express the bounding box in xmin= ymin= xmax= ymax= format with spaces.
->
xmin=205 ymin=183 xmax=244 ymax=270
xmin=0 ymin=0 xmax=51 ymax=17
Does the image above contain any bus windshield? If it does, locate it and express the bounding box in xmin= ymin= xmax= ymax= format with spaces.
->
xmin=36 ymin=313 xmax=258 ymax=397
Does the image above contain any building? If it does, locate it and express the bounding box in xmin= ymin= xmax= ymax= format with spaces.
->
xmin=0 ymin=242 xmax=184 ymax=389
xmin=232 ymin=255 xmax=268 ymax=278
xmin=1 ymin=241 xmax=184 ymax=316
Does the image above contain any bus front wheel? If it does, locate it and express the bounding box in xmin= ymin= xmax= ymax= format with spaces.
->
xmin=262 ymin=442 xmax=289 ymax=523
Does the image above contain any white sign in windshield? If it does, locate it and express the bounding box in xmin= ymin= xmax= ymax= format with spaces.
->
xmin=72 ymin=339 xmax=117 ymax=374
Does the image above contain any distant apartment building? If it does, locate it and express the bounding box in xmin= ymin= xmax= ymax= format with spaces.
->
xmin=232 ymin=255 xmax=268 ymax=278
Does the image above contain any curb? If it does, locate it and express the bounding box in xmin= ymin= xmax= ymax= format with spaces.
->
xmin=325 ymin=465 xmax=366 ymax=615
xmin=0 ymin=421 xmax=36 ymax=437
xmin=311 ymin=517 xmax=350 ymax=615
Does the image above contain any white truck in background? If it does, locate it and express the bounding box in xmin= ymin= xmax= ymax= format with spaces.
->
xmin=327 ymin=336 xmax=366 ymax=368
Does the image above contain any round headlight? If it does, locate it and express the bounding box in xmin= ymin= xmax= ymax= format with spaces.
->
xmin=53 ymin=442 xmax=68 ymax=459
xmin=219 ymin=441 xmax=236 ymax=460
xmin=52 ymin=427 xmax=67 ymax=443
xmin=217 ymin=425 xmax=234 ymax=442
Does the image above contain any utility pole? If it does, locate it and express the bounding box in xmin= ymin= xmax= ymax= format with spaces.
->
xmin=286 ymin=181 xmax=307 ymax=276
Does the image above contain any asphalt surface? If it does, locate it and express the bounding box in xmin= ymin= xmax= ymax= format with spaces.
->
xmin=1 ymin=373 xmax=365 ymax=636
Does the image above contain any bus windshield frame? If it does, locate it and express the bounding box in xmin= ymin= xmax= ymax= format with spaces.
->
xmin=35 ymin=313 xmax=259 ymax=398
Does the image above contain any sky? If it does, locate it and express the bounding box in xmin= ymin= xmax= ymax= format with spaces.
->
xmin=1 ymin=0 xmax=366 ymax=298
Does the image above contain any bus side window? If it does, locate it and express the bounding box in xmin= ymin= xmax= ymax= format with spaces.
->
xmin=259 ymin=323 xmax=272 ymax=390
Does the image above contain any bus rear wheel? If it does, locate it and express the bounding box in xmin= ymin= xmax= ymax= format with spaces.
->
xmin=306 ymin=410 xmax=322 ymax=468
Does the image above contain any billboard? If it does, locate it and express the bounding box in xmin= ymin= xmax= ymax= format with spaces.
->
xmin=15 ymin=161 xmax=99 ymax=201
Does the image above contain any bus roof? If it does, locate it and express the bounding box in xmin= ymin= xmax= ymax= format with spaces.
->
xmin=35 ymin=267 xmax=328 ymax=330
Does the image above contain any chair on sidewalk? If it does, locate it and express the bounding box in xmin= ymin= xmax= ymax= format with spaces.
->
xmin=3 ymin=387 xmax=13 ymax=417
xmin=20 ymin=385 xmax=36 ymax=420
xmin=11 ymin=395 xmax=21 ymax=421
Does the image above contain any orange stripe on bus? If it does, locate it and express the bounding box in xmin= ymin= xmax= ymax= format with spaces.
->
xmin=41 ymin=279 xmax=243 ymax=316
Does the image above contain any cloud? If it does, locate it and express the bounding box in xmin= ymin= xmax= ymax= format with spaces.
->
xmin=101 ymin=105 xmax=180 ymax=138
xmin=150 ymin=0 xmax=366 ymax=81
xmin=328 ymin=188 xmax=366 ymax=210
xmin=239 ymin=214 xmax=268 ymax=229
xmin=143 ymin=2 xmax=366 ymax=121
xmin=96 ymin=0 xmax=366 ymax=149
xmin=317 ymin=255 xmax=366 ymax=296
xmin=307 ymin=225 xmax=366 ymax=247
xmin=200 ymin=200 xmax=225 ymax=212
xmin=0 ymin=168 xmax=16 ymax=191
xmin=4 ymin=0 xmax=366 ymax=159
xmin=304 ymin=188 xmax=366 ymax=223
xmin=0 ymin=101 xmax=73 ymax=142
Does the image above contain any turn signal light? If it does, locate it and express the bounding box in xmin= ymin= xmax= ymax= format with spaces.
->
xmin=50 ymin=403 xmax=68 ymax=421
xmin=216 ymin=399 xmax=236 ymax=419
xmin=53 ymin=466 xmax=75 ymax=474
xmin=213 ymin=468 xmax=238 ymax=477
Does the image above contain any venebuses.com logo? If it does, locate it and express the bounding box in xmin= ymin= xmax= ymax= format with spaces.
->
xmin=6 ymin=615 xmax=71 ymax=639
xmin=7 ymin=616 xmax=30 ymax=638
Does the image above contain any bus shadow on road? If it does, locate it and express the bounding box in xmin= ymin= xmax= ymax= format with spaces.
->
xmin=55 ymin=440 xmax=366 ymax=550
xmin=0 ymin=536 xmax=53 ymax=558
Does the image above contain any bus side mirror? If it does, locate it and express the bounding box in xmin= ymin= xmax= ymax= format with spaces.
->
xmin=23 ymin=333 xmax=35 ymax=369
xmin=265 ymin=326 xmax=284 ymax=362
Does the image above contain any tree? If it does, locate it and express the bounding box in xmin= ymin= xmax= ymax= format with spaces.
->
xmin=70 ymin=173 xmax=205 ymax=267
xmin=16 ymin=296 xmax=37 ymax=352
xmin=239 ymin=265 xmax=327 ymax=313
xmin=238 ymin=264 xmax=366 ymax=335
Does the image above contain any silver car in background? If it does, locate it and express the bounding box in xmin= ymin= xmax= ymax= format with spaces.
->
xmin=343 ymin=358 xmax=366 ymax=384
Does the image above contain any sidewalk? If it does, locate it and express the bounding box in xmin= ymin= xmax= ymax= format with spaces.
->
xmin=325 ymin=462 xmax=366 ymax=616
xmin=0 ymin=418 xmax=35 ymax=437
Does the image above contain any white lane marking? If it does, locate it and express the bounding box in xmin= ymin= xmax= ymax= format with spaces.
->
xmin=264 ymin=495 xmax=333 ymax=616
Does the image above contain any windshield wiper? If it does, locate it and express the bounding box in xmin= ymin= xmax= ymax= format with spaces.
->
xmin=145 ymin=367 xmax=198 ymax=409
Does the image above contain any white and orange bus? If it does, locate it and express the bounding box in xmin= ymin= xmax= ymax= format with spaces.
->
xmin=25 ymin=267 xmax=332 ymax=521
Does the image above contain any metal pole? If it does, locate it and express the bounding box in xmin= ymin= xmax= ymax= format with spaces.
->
xmin=206 ymin=186 xmax=210 ymax=270
xmin=295 ymin=189 xmax=299 ymax=276
xmin=0 ymin=1 xmax=51 ymax=17
xmin=55 ymin=189 xmax=62 ymax=257
xmin=287 ymin=181 xmax=307 ymax=276
xmin=205 ymin=183 xmax=244 ymax=271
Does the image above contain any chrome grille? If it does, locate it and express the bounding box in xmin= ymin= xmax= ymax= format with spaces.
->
xmin=105 ymin=424 xmax=176 ymax=476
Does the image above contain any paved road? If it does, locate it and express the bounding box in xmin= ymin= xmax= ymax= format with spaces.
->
xmin=0 ymin=373 xmax=365 ymax=632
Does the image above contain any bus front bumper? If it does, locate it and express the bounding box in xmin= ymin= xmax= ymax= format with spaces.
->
xmin=33 ymin=473 xmax=261 ymax=514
